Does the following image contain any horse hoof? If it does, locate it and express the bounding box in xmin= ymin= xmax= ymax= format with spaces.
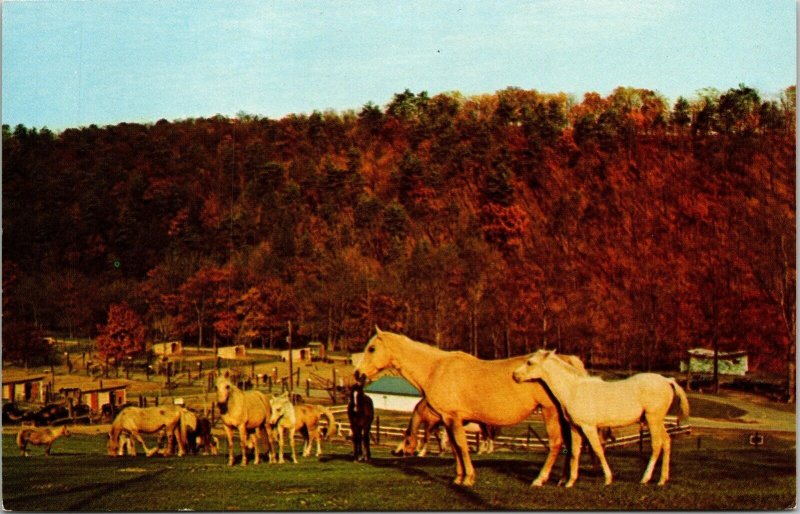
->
xmin=463 ymin=477 xmax=475 ymax=487
xmin=531 ymin=480 xmax=544 ymax=487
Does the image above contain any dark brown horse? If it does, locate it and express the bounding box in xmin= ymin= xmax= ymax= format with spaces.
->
xmin=347 ymin=382 xmax=374 ymax=462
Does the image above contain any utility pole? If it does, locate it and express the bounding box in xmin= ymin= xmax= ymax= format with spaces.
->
xmin=287 ymin=321 xmax=294 ymax=396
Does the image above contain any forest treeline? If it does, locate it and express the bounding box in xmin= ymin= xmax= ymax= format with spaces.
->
xmin=2 ymin=85 xmax=795 ymax=392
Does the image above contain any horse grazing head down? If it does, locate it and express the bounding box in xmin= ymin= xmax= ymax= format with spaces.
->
xmin=512 ymin=349 xmax=555 ymax=383
xmin=353 ymin=326 xmax=394 ymax=382
xmin=215 ymin=375 xmax=236 ymax=414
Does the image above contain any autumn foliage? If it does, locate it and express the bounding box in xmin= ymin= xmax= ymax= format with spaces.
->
xmin=2 ymin=84 xmax=795 ymax=397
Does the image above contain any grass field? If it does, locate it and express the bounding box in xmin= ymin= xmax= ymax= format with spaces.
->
xmin=2 ymin=428 xmax=794 ymax=511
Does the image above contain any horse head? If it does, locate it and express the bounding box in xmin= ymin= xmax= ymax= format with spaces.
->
xmin=215 ymin=376 xmax=234 ymax=414
xmin=512 ymin=349 xmax=555 ymax=383
xmin=391 ymin=433 xmax=418 ymax=456
xmin=268 ymin=394 xmax=290 ymax=426
xmin=107 ymin=431 xmax=119 ymax=456
xmin=354 ymin=327 xmax=393 ymax=382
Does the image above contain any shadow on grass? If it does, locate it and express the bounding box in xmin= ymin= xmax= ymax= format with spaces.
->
xmin=5 ymin=467 xmax=168 ymax=511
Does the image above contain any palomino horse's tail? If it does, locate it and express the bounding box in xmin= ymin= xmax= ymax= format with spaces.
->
xmin=668 ymin=378 xmax=690 ymax=423
xmin=179 ymin=409 xmax=190 ymax=450
xmin=319 ymin=407 xmax=336 ymax=440
xmin=16 ymin=429 xmax=24 ymax=448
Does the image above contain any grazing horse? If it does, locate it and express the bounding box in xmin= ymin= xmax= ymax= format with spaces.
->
xmin=354 ymin=327 xmax=588 ymax=487
xmin=440 ymin=421 xmax=500 ymax=455
xmin=347 ymin=382 xmax=374 ymax=462
xmin=17 ymin=425 xmax=70 ymax=456
xmin=513 ymin=349 xmax=690 ymax=486
xmin=269 ymin=394 xmax=336 ymax=464
xmin=107 ymin=405 xmax=185 ymax=457
xmin=392 ymin=398 xmax=498 ymax=457
xmin=215 ymin=374 xmax=275 ymax=466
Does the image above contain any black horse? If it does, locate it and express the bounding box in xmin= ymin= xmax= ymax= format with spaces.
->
xmin=347 ymin=382 xmax=374 ymax=462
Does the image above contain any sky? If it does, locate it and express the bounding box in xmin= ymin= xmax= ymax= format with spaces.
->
xmin=2 ymin=0 xmax=796 ymax=131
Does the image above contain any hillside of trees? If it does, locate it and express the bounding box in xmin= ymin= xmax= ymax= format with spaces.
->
xmin=3 ymin=85 xmax=795 ymax=397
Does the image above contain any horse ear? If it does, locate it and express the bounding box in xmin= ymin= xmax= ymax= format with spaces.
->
xmin=375 ymin=325 xmax=383 ymax=335
xmin=223 ymin=370 xmax=230 ymax=378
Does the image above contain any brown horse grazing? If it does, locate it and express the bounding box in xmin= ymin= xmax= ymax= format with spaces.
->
xmin=354 ymin=328 xmax=587 ymax=487
xmin=17 ymin=425 xmax=70 ymax=456
xmin=347 ymin=382 xmax=374 ymax=462
xmin=216 ymin=375 xmax=275 ymax=466
xmin=269 ymin=394 xmax=337 ymax=463
xmin=394 ymin=397 xmax=500 ymax=457
xmin=107 ymin=405 xmax=185 ymax=457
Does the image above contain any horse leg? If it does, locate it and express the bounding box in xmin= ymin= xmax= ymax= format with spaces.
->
xmin=289 ymin=427 xmax=298 ymax=464
xmin=238 ymin=425 xmax=250 ymax=466
xmin=448 ymin=419 xmax=476 ymax=486
xmin=532 ymin=407 xmax=563 ymax=487
xmin=276 ymin=427 xmax=286 ymax=464
xmin=657 ymin=425 xmax=672 ymax=486
xmin=223 ymin=425 xmax=236 ymax=466
xmin=262 ymin=424 xmax=276 ymax=464
xmin=315 ymin=427 xmax=323 ymax=457
xmin=564 ymin=426 xmax=583 ymax=488
xmin=640 ymin=416 xmax=666 ymax=484
xmin=363 ymin=426 xmax=371 ymax=461
xmin=582 ymin=426 xmax=613 ymax=486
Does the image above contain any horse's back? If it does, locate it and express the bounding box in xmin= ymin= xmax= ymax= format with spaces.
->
xmin=427 ymin=354 xmax=555 ymax=425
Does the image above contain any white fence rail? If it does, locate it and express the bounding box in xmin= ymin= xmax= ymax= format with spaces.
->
xmin=329 ymin=408 xmax=691 ymax=453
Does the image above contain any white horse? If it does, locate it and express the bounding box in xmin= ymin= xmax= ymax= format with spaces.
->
xmin=512 ymin=349 xmax=690 ymax=486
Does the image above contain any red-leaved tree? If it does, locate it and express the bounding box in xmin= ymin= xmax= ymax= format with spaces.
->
xmin=96 ymin=302 xmax=146 ymax=362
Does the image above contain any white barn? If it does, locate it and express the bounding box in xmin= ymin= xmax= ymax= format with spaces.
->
xmin=364 ymin=376 xmax=422 ymax=412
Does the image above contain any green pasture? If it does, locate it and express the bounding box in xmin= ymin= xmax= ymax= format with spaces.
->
xmin=2 ymin=429 xmax=794 ymax=511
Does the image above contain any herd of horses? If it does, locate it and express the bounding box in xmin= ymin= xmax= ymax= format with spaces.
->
xmin=15 ymin=327 xmax=690 ymax=489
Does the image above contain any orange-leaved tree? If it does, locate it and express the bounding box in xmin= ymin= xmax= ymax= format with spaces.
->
xmin=96 ymin=302 xmax=146 ymax=363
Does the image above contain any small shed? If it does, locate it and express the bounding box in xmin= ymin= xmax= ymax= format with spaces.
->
xmin=2 ymin=374 xmax=47 ymax=403
xmin=218 ymin=345 xmax=247 ymax=360
xmin=307 ymin=342 xmax=326 ymax=360
xmin=153 ymin=341 xmax=183 ymax=356
xmin=280 ymin=348 xmax=314 ymax=363
xmin=364 ymin=376 xmax=422 ymax=412
xmin=680 ymin=348 xmax=748 ymax=376
xmin=78 ymin=383 xmax=128 ymax=411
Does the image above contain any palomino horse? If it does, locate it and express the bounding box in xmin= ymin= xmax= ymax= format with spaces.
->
xmin=347 ymin=382 xmax=374 ymax=462
xmin=392 ymin=397 xmax=498 ymax=457
xmin=216 ymin=374 xmax=275 ymax=466
xmin=269 ymin=394 xmax=336 ymax=464
xmin=17 ymin=425 xmax=70 ymax=456
xmin=107 ymin=405 xmax=185 ymax=457
xmin=354 ymin=328 xmax=588 ymax=487
xmin=512 ymin=349 xmax=690 ymax=486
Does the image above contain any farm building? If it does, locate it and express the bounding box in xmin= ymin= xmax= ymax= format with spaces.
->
xmin=279 ymin=347 xmax=317 ymax=363
xmin=60 ymin=383 xmax=128 ymax=411
xmin=217 ymin=345 xmax=247 ymax=360
xmin=152 ymin=341 xmax=183 ymax=356
xmin=2 ymin=374 xmax=47 ymax=403
xmin=680 ymin=348 xmax=748 ymax=376
xmin=364 ymin=376 xmax=422 ymax=412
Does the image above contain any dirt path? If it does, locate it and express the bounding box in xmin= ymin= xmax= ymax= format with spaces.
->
xmin=686 ymin=391 xmax=795 ymax=432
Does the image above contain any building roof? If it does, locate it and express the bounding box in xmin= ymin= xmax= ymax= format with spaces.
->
xmin=688 ymin=348 xmax=747 ymax=358
xmin=364 ymin=376 xmax=421 ymax=397
xmin=2 ymin=374 xmax=46 ymax=385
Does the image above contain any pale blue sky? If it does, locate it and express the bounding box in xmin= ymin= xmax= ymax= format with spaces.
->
xmin=3 ymin=0 xmax=796 ymax=131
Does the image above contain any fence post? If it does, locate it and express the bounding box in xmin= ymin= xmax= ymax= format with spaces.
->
xmin=296 ymin=368 xmax=301 ymax=387
xmin=306 ymin=378 xmax=311 ymax=398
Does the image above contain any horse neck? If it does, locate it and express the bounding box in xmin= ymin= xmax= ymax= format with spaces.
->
xmin=385 ymin=335 xmax=444 ymax=394
xmin=540 ymin=357 xmax=582 ymax=406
